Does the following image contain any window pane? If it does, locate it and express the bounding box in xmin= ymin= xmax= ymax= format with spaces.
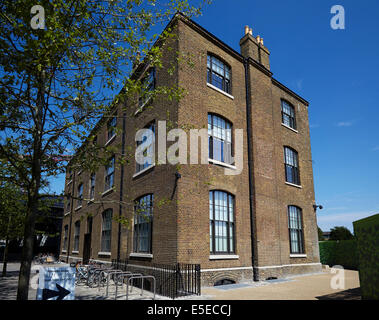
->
xmin=210 ymin=191 xmax=235 ymax=253
xmin=208 ymin=114 xmax=233 ymax=164
xmin=134 ymin=194 xmax=153 ymax=253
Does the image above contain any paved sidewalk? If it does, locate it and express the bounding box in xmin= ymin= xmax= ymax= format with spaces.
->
xmin=0 ymin=263 xmax=360 ymax=300
xmin=200 ymin=269 xmax=361 ymax=300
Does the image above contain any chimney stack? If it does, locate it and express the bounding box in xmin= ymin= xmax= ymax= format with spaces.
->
xmin=239 ymin=25 xmax=270 ymax=70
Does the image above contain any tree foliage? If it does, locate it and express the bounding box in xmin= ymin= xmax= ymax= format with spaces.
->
xmin=329 ymin=226 xmax=354 ymax=241
xmin=0 ymin=0 xmax=209 ymax=299
xmin=317 ymin=226 xmax=324 ymax=241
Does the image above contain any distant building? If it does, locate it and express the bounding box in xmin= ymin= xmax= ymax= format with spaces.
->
xmin=322 ymin=232 xmax=331 ymax=240
xmin=34 ymin=196 xmax=64 ymax=256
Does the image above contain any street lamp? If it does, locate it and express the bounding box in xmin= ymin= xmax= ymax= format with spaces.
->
xmin=313 ymin=204 xmax=323 ymax=211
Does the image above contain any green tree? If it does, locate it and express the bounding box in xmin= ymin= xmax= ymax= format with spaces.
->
xmin=0 ymin=0 xmax=208 ymax=299
xmin=0 ymin=162 xmax=26 ymax=277
xmin=329 ymin=226 xmax=354 ymax=241
xmin=317 ymin=226 xmax=325 ymax=241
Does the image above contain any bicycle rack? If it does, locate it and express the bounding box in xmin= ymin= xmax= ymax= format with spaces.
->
xmin=114 ymin=272 xmax=143 ymax=300
xmin=102 ymin=269 xmax=124 ymax=296
xmin=126 ymin=275 xmax=156 ymax=301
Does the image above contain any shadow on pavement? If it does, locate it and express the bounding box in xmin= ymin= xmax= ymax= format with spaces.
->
xmin=316 ymin=287 xmax=361 ymax=300
xmin=0 ymin=272 xmax=19 ymax=300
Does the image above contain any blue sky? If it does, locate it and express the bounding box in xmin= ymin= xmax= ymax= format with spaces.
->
xmin=49 ymin=0 xmax=379 ymax=232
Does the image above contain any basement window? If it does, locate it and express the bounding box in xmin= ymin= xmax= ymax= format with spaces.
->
xmin=214 ymin=279 xmax=236 ymax=286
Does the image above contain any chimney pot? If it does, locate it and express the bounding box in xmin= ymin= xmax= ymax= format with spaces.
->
xmin=244 ymin=25 xmax=249 ymax=35
xmin=249 ymin=28 xmax=253 ymax=35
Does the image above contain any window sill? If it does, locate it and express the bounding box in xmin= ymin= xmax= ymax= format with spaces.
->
xmin=133 ymin=164 xmax=155 ymax=178
xmin=72 ymin=251 xmax=79 ymax=254
xmin=209 ymin=254 xmax=239 ymax=260
xmin=102 ymin=188 xmax=114 ymax=197
xmin=208 ymin=159 xmax=236 ymax=170
xmin=98 ymin=252 xmax=111 ymax=256
xmin=285 ymin=182 xmax=302 ymax=189
xmin=281 ymin=123 xmax=298 ymax=133
xmin=87 ymin=199 xmax=95 ymax=204
xmin=129 ymin=253 xmax=153 ymax=259
xmin=66 ymin=180 xmax=73 ymax=186
xmin=104 ymin=134 xmax=116 ymax=147
xmin=74 ymin=205 xmax=82 ymax=211
xmin=62 ymin=250 xmax=67 ymax=253
xmin=290 ymin=254 xmax=307 ymax=258
xmin=64 ymin=212 xmax=70 ymax=217
xmin=207 ymin=83 xmax=234 ymax=100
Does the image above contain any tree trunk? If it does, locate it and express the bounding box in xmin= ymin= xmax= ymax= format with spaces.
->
xmin=2 ymin=236 xmax=9 ymax=277
xmin=16 ymin=195 xmax=39 ymax=300
xmin=16 ymin=73 xmax=44 ymax=300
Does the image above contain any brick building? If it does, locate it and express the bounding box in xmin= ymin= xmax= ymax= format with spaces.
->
xmin=60 ymin=13 xmax=321 ymax=286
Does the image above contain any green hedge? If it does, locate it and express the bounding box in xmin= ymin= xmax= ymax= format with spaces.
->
xmin=353 ymin=214 xmax=379 ymax=300
xmin=319 ymin=240 xmax=358 ymax=270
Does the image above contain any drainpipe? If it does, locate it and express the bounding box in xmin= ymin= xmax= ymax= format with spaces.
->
xmin=116 ymin=112 xmax=127 ymax=264
xmin=243 ymin=57 xmax=258 ymax=281
xmin=66 ymin=171 xmax=75 ymax=264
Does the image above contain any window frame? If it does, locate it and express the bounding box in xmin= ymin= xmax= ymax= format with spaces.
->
xmin=133 ymin=194 xmax=154 ymax=254
xmin=77 ymin=183 xmax=83 ymax=207
xmin=284 ymin=146 xmax=301 ymax=186
xmin=209 ymin=190 xmax=236 ymax=255
xmin=281 ymin=100 xmax=297 ymax=130
xmin=106 ymin=116 xmax=117 ymax=142
xmin=101 ymin=209 xmax=112 ymax=253
xmin=139 ymin=67 xmax=156 ymax=109
xmin=89 ymin=173 xmax=96 ymax=200
xmin=135 ymin=122 xmax=155 ymax=174
xmin=104 ymin=156 xmax=115 ymax=192
xmin=287 ymin=206 xmax=305 ymax=254
xmin=208 ymin=113 xmax=234 ymax=165
xmin=207 ymin=54 xmax=232 ymax=94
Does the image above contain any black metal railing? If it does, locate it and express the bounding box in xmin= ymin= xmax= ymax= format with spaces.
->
xmin=111 ymin=259 xmax=201 ymax=299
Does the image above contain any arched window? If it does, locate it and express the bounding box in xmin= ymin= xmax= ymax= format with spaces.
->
xmin=208 ymin=114 xmax=233 ymax=165
xmin=284 ymin=146 xmax=300 ymax=185
xmin=207 ymin=54 xmax=231 ymax=94
xmin=288 ymin=206 xmax=304 ymax=254
xmin=281 ymin=100 xmax=297 ymax=130
xmin=209 ymin=190 xmax=235 ymax=254
xmin=101 ymin=209 xmax=112 ymax=253
xmin=136 ymin=122 xmax=155 ymax=173
xmin=133 ymin=194 xmax=154 ymax=253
